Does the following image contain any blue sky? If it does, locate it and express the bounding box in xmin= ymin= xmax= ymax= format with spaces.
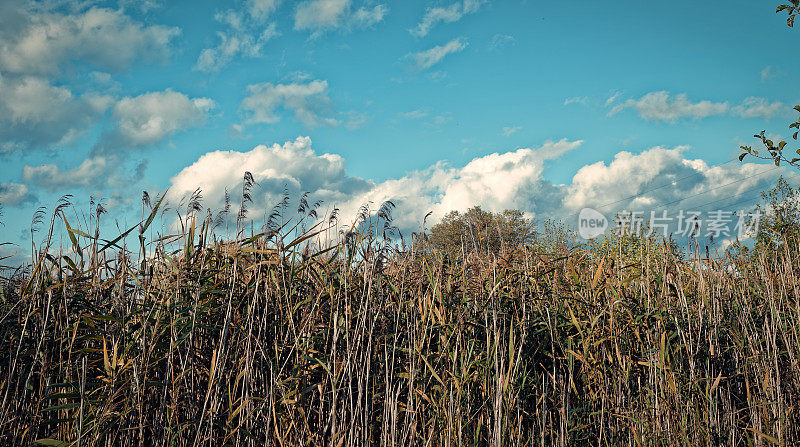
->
xmin=0 ymin=0 xmax=799 ymax=258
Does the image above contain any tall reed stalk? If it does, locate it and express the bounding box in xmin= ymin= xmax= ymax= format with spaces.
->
xmin=1 ymin=197 xmax=798 ymax=446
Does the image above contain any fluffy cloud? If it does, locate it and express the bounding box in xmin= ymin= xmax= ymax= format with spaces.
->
xmin=168 ymin=137 xmax=794 ymax=238
xmin=241 ymin=80 xmax=339 ymax=128
xmin=293 ymin=0 xmax=387 ymax=34
xmin=247 ymin=0 xmax=281 ymax=19
xmin=403 ymin=109 xmax=429 ymax=120
xmin=295 ymin=0 xmax=349 ymax=30
xmin=168 ymin=137 xmax=582 ymax=232
xmin=409 ymin=38 xmax=468 ymax=70
xmin=1 ymin=80 xmax=212 ymax=193
xmin=410 ymin=139 xmax=581 ymax=222
xmin=343 ymin=139 xmax=580 ymax=231
xmin=489 ymin=34 xmax=516 ymax=50
xmin=23 ymin=156 xmax=109 ymax=190
xmin=0 ymin=182 xmax=34 ymax=206
xmin=564 ymin=96 xmax=589 ymax=106
xmin=411 ymin=0 xmax=484 ymax=37
xmin=731 ymin=97 xmax=787 ymax=119
xmin=0 ymin=75 xmax=113 ymax=152
xmin=402 ymin=109 xmax=451 ymax=127
xmin=609 ymin=91 xmax=729 ymax=122
xmin=564 ymin=146 xmax=786 ymax=214
xmin=118 ymin=0 xmax=163 ymax=13
xmin=760 ymin=66 xmax=776 ymax=81
xmin=22 ymin=155 xmax=148 ymax=192
xmin=168 ymin=136 xmax=372 ymax=219
xmin=94 ymin=89 xmax=215 ymax=153
xmin=196 ymin=22 xmax=278 ymax=72
xmin=352 ymin=4 xmax=388 ymax=28
xmin=0 ymin=6 xmax=179 ymax=75
xmin=502 ymin=126 xmax=521 ymax=136
xmin=608 ymin=91 xmax=789 ymax=122
xmin=195 ymin=3 xmax=280 ymax=73
xmin=344 ymin=111 xmax=368 ymax=130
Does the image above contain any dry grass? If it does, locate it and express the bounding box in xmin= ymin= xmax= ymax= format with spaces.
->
xmin=1 ymin=195 xmax=799 ymax=446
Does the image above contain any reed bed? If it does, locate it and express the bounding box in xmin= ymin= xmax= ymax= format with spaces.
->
xmin=1 ymin=196 xmax=799 ymax=446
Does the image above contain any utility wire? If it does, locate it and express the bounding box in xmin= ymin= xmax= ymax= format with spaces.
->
xmin=574 ymin=157 xmax=741 ymax=215
xmin=561 ymin=163 xmax=781 ymax=222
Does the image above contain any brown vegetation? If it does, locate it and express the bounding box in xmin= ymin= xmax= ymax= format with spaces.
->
xmin=1 ymin=189 xmax=799 ymax=446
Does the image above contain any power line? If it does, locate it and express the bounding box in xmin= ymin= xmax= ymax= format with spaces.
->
xmin=562 ymin=164 xmax=781 ymax=222
xmin=694 ymin=176 xmax=800 ymax=214
xmin=577 ymin=157 xmax=741 ymax=215
xmin=651 ymin=166 xmax=781 ymax=209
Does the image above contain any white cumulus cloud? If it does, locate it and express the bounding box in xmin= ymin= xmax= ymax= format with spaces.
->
xmin=167 ymin=137 xmax=583 ymax=232
xmin=411 ymin=0 xmax=484 ymax=37
xmin=608 ymin=91 xmax=790 ymax=123
xmin=195 ymin=2 xmax=280 ymax=73
xmin=0 ymin=75 xmax=113 ymax=152
xmin=563 ymin=96 xmax=588 ymax=106
xmin=0 ymin=182 xmax=34 ymax=206
xmin=295 ymin=0 xmax=349 ymax=30
xmin=241 ymin=80 xmax=339 ymax=128
xmin=352 ymin=4 xmax=388 ymax=28
xmin=196 ymin=22 xmax=278 ymax=72
xmin=168 ymin=136 xmax=372 ymax=221
xmin=409 ymin=38 xmax=468 ymax=71
xmin=731 ymin=97 xmax=787 ymax=120
xmin=294 ymin=0 xmax=387 ymax=35
xmin=247 ymin=0 xmax=281 ymax=20
xmin=564 ymin=146 xmax=787 ymax=214
xmin=23 ymin=155 xmax=149 ymax=192
xmin=608 ymin=91 xmax=729 ymax=122
xmin=167 ymin=137 xmax=796 ymax=239
xmin=23 ymin=156 xmax=110 ymax=190
xmin=760 ymin=66 xmax=776 ymax=81
xmin=0 ymin=6 xmax=179 ymax=75
xmin=94 ymin=89 xmax=215 ymax=153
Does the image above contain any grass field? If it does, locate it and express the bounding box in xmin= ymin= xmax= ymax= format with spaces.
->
xmin=1 ymin=194 xmax=798 ymax=446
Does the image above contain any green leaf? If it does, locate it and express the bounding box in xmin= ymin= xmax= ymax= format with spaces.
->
xmin=99 ymin=191 xmax=166 ymax=252
xmin=283 ymin=223 xmax=326 ymax=251
xmin=62 ymin=214 xmax=83 ymax=258
xmin=62 ymin=256 xmax=78 ymax=272
xmin=67 ymin=227 xmax=91 ymax=239
xmin=99 ymin=223 xmax=138 ymax=253
xmin=140 ymin=190 xmax=167 ymax=235
xmin=42 ymin=402 xmax=81 ymax=412
xmin=739 ymin=153 xmax=747 ymax=162
xmin=34 ymin=440 xmax=68 ymax=447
